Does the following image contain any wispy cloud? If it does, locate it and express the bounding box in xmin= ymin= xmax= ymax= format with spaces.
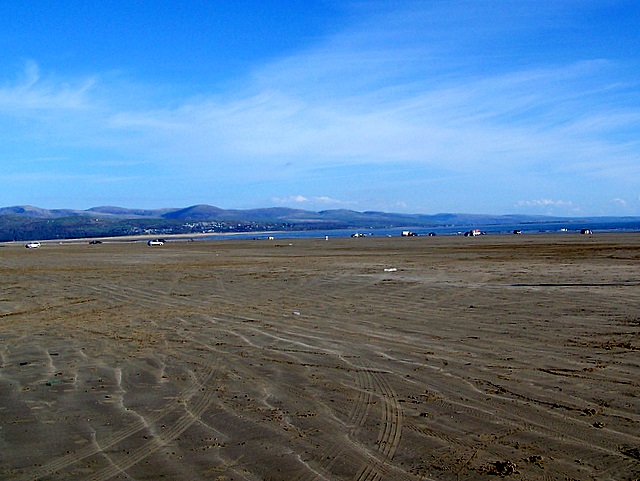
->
xmin=1 ymin=2 xmax=639 ymax=214
xmin=96 ymin=61 xmax=639 ymax=183
xmin=0 ymin=61 xmax=95 ymax=113
xmin=4 ymin=24 xmax=638 ymax=180
xmin=514 ymin=199 xmax=581 ymax=215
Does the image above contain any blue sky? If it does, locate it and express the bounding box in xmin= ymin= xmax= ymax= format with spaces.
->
xmin=1 ymin=1 xmax=639 ymax=215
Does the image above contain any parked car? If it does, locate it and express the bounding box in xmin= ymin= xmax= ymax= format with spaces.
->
xmin=147 ymin=239 xmax=165 ymax=246
xmin=25 ymin=241 xmax=41 ymax=248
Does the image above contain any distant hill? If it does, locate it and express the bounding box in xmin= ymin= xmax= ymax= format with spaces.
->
xmin=160 ymin=204 xmax=226 ymax=220
xmin=1 ymin=203 xmax=637 ymax=242
xmin=0 ymin=204 xmax=559 ymax=225
xmin=86 ymin=206 xmax=177 ymax=217
xmin=0 ymin=205 xmax=85 ymax=218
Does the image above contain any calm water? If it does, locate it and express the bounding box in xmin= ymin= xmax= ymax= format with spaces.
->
xmin=202 ymin=219 xmax=640 ymax=241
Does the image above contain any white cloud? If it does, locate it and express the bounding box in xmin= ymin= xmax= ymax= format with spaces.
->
xmin=516 ymin=199 xmax=574 ymax=208
xmin=272 ymin=195 xmax=310 ymax=204
xmin=315 ymin=196 xmax=342 ymax=204
xmin=272 ymin=195 xmax=347 ymax=206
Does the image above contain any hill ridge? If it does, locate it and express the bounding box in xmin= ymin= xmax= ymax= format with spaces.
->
xmin=2 ymin=203 xmax=637 ymax=242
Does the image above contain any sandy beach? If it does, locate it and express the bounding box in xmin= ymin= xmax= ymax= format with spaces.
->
xmin=1 ymin=234 xmax=638 ymax=480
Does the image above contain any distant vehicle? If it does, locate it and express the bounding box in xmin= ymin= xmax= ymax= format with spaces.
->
xmin=401 ymin=231 xmax=418 ymax=237
xmin=464 ymin=229 xmax=483 ymax=237
xmin=147 ymin=239 xmax=165 ymax=246
xmin=513 ymin=230 xmax=522 ymax=235
xmin=580 ymin=229 xmax=593 ymax=235
xmin=89 ymin=240 xmax=103 ymax=244
xmin=427 ymin=232 xmax=436 ymax=236
xmin=351 ymin=233 xmax=366 ymax=238
xmin=25 ymin=241 xmax=41 ymax=248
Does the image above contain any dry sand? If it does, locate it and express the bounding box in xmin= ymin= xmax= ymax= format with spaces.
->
xmin=0 ymin=234 xmax=639 ymax=480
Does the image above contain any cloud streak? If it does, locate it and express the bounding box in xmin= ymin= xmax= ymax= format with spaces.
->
xmin=0 ymin=61 xmax=95 ymax=113
xmin=1 ymin=2 xmax=639 ymax=214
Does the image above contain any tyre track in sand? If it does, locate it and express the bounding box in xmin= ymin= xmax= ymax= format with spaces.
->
xmin=61 ymin=270 xmax=411 ymax=480
xmin=294 ymin=367 xmax=378 ymax=481
xmin=85 ymin=283 xmax=193 ymax=312
xmin=203 ymin=272 xmax=411 ymax=480
xmin=410 ymin=372 xmax=638 ymax=475
xmin=15 ymin=349 xmax=219 ymax=481
xmin=168 ymin=313 xmax=372 ymax=481
xmin=353 ymin=366 xmax=406 ymax=481
xmin=83 ymin=363 xmax=220 ymax=481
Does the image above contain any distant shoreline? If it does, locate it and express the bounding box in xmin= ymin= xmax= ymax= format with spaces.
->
xmin=4 ymin=229 xmax=640 ymax=248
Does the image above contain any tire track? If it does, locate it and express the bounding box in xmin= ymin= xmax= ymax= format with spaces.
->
xmin=84 ymin=365 xmax=220 ymax=481
xmin=169 ymin=313 xmax=365 ymax=481
xmin=16 ymin=354 xmax=218 ymax=481
xmin=417 ymin=376 xmax=637 ymax=470
xmin=86 ymin=283 xmax=188 ymax=311
xmin=31 ymin=266 xmax=424 ymax=478
xmin=469 ymin=377 xmax=639 ymax=454
xmin=293 ymin=367 xmax=378 ymax=481
xmin=353 ymin=368 xmax=404 ymax=481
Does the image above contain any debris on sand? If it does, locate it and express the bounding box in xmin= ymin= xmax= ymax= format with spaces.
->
xmin=523 ymin=455 xmax=544 ymax=466
xmin=482 ymin=460 xmax=518 ymax=476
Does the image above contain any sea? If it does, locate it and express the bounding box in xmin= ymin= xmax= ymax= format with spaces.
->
xmin=202 ymin=219 xmax=640 ymax=241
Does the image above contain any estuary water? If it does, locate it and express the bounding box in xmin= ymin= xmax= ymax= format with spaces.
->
xmin=203 ymin=218 xmax=640 ymax=241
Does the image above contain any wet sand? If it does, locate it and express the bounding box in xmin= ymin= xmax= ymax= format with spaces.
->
xmin=1 ymin=234 xmax=639 ymax=480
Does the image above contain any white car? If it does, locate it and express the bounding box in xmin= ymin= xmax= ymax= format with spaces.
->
xmin=147 ymin=239 xmax=165 ymax=246
xmin=25 ymin=241 xmax=41 ymax=249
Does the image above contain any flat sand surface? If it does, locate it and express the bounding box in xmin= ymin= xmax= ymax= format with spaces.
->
xmin=1 ymin=234 xmax=639 ymax=480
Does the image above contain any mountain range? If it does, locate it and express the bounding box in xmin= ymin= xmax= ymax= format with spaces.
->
xmin=0 ymin=204 xmax=637 ymax=242
xmin=0 ymin=204 xmax=555 ymax=224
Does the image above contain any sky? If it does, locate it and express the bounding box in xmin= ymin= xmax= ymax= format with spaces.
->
xmin=1 ymin=1 xmax=639 ymax=216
